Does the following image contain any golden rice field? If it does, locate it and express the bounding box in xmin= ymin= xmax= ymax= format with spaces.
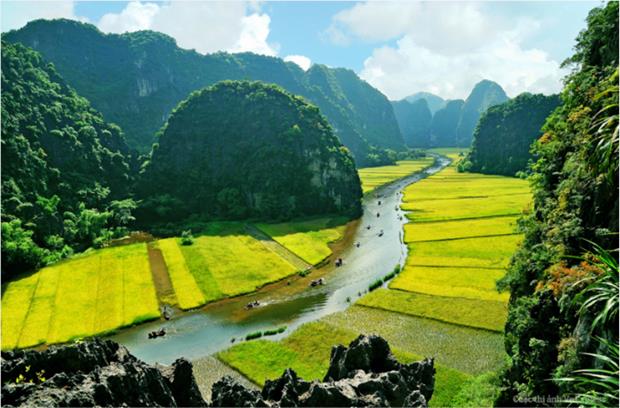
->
xmin=256 ymin=217 xmax=348 ymax=264
xmin=1 ymin=244 xmax=159 ymax=349
xmin=176 ymin=222 xmax=298 ymax=302
xmin=358 ymin=157 xmax=435 ymax=193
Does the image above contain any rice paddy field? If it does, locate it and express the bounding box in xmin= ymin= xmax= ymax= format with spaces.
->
xmin=2 ymin=217 xmax=350 ymax=349
xmin=256 ymin=217 xmax=348 ymax=264
xmin=215 ymin=150 xmax=531 ymax=406
xmin=358 ymin=157 xmax=435 ymax=193
xmin=1 ymin=244 xmax=159 ymax=349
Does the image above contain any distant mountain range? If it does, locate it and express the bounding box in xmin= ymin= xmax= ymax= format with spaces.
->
xmin=3 ymin=19 xmax=404 ymax=166
xmin=392 ymin=81 xmax=509 ymax=148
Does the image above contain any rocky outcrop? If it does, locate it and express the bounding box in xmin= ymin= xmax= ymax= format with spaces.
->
xmin=1 ymin=339 xmax=206 ymax=407
xmin=211 ymin=334 xmax=435 ymax=407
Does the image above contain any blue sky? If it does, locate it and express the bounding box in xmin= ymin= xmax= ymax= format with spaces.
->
xmin=1 ymin=1 xmax=600 ymax=100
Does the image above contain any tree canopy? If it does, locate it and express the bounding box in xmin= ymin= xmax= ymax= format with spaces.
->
xmin=137 ymin=81 xmax=362 ymax=225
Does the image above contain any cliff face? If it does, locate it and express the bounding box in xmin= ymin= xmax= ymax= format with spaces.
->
xmin=456 ymin=80 xmax=509 ymax=146
xmin=137 ymin=81 xmax=362 ymax=223
xmin=4 ymin=19 xmax=404 ymax=164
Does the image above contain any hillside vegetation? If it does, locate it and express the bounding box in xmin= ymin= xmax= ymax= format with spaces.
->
xmin=461 ymin=93 xmax=561 ymax=176
xmin=137 ymin=81 xmax=362 ymax=224
xmin=1 ymin=41 xmax=135 ymax=278
xmin=497 ymin=2 xmax=619 ymax=405
xmin=3 ymin=19 xmax=404 ymax=165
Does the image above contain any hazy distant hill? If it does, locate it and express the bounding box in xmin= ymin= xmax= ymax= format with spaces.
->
xmin=391 ymin=99 xmax=432 ymax=147
xmin=3 ymin=19 xmax=404 ymax=166
xmin=405 ymin=92 xmax=446 ymax=114
xmin=456 ymin=80 xmax=509 ymax=146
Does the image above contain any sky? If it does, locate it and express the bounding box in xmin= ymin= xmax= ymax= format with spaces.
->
xmin=1 ymin=0 xmax=601 ymax=100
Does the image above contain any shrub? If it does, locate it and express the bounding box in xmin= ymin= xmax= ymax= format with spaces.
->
xmin=368 ymin=278 xmax=383 ymax=292
xmin=263 ymin=326 xmax=287 ymax=336
xmin=245 ymin=331 xmax=263 ymax=341
xmin=180 ymin=230 xmax=194 ymax=246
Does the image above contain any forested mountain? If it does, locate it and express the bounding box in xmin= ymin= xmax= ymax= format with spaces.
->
xmin=1 ymin=41 xmax=135 ymax=277
xmin=3 ymin=19 xmax=404 ymax=166
xmin=497 ymin=2 xmax=618 ymax=405
xmin=456 ymin=80 xmax=508 ymax=146
xmin=391 ymin=98 xmax=432 ymax=147
xmin=461 ymin=93 xmax=561 ymax=176
xmin=429 ymin=99 xmax=464 ymax=146
xmin=405 ymin=92 xmax=446 ymax=114
xmin=137 ymin=81 xmax=362 ymax=223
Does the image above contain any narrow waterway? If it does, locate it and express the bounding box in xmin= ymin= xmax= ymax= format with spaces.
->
xmin=109 ymin=156 xmax=451 ymax=364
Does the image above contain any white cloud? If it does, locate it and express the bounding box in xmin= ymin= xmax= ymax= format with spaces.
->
xmin=96 ymin=1 xmax=277 ymax=56
xmin=360 ymin=35 xmax=565 ymax=101
xmin=328 ymin=1 xmax=565 ymax=100
xmin=230 ymin=13 xmax=278 ymax=56
xmin=1 ymin=0 xmax=79 ymax=31
xmin=98 ymin=1 xmax=158 ymax=33
xmin=284 ymin=54 xmax=312 ymax=71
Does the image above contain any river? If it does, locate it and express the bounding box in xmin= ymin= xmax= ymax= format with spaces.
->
xmin=109 ymin=155 xmax=451 ymax=365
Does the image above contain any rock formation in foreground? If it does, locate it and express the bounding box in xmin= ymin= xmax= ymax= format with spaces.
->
xmin=211 ymin=334 xmax=435 ymax=407
xmin=1 ymin=339 xmax=206 ymax=407
xmin=1 ymin=334 xmax=434 ymax=407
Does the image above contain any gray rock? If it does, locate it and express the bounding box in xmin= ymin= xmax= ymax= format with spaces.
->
xmin=210 ymin=334 xmax=435 ymax=407
xmin=1 ymin=339 xmax=206 ymax=407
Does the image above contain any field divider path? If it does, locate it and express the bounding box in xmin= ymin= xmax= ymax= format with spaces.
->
xmin=14 ymin=272 xmax=42 ymax=347
xmin=244 ymin=224 xmax=312 ymax=271
xmin=146 ymin=243 xmax=179 ymax=309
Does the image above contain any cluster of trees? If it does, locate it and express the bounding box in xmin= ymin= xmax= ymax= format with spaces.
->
xmin=460 ymin=93 xmax=561 ymax=176
xmin=137 ymin=81 xmax=362 ymax=225
xmin=1 ymin=42 xmax=136 ymax=278
xmin=3 ymin=20 xmax=404 ymax=166
xmin=392 ymin=80 xmax=508 ymax=148
xmin=497 ymin=2 xmax=618 ymax=405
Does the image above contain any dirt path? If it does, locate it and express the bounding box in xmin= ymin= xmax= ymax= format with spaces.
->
xmin=244 ymin=224 xmax=312 ymax=271
xmin=146 ymin=243 xmax=178 ymax=308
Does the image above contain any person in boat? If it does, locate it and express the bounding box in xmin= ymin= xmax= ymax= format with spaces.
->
xmin=376 ymin=212 xmax=380 ymax=218
xmin=378 ymin=230 xmax=384 ymax=237
xmin=378 ymin=200 xmax=381 ymax=205
xmin=366 ymin=225 xmax=371 ymax=230
xmin=355 ymin=242 xmax=360 ymax=248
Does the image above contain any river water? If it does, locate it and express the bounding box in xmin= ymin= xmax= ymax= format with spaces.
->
xmin=109 ymin=156 xmax=450 ymax=365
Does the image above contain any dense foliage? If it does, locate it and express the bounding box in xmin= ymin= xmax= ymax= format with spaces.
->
xmin=497 ymin=2 xmax=618 ymax=405
xmin=456 ymin=80 xmax=509 ymax=147
xmin=460 ymin=93 xmax=561 ymax=176
xmin=391 ymin=99 xmax=432 ymax=147
xmin=3 ymin=19 xmax=404 ymax=166
xmin=430 ymin=100 xmax=464 ymax=146
xmin=1 ymin=41 xmax=135 ymax=278
xmin=137 ymin=81 xmax=362 ymax=225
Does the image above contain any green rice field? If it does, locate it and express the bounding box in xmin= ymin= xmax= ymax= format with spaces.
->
xmin=358 ymin=157 xmax=435 ymax=193
xmin=219 ymin=319 xmax=473 ymax=407
xmin=1 ymin=244 xmax=159 ymax=349
xmin=256 ymin=217 xmax=348 ymax=264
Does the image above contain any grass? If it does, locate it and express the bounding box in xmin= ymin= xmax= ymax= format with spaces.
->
xmin=357 ymin=289 xmax=507 ymax=332
xmin=450 ymin=372 xmax=501 ymax=407
xmin=219 ymin=319 xmax=471 ymax=407
xmin=390 ymin=266 xmax=509 ymax=302
xmin=358 ymin=158 xmax=435 ymax=193
xmin=2 ymin=244 xmax=159 ymax=349
xmin=157 ymin=238 xmax=206 ymax=309
xmin=256 ymin=217 xmax=348 ymax=265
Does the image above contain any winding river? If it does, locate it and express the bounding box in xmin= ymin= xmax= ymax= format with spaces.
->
xmin=109 ymin=156 xmax=451 ymax=365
